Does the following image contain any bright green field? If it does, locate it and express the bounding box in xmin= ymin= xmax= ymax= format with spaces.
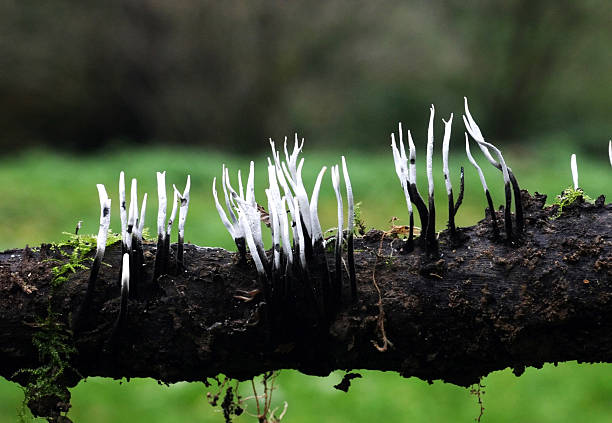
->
xmin=0 ymin=144 xmax=610 ymax=422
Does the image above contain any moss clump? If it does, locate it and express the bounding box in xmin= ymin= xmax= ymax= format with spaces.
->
xmin=14 ymin=314 xmax=76 ymax=422
xmin=551 ymin=187 xmax=594 ymax=219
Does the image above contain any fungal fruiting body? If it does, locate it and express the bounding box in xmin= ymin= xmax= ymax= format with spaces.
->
xmin=463 ymin=98 xmax=517 ymax=241
xmin=571 ymin=154 xmax=579 ymax=190
xmin=73 ymin=184 xmax=111 ymax=333
xmin=342 ymin=156 xmax=357 ymax=300
xmin=153 ymin=171 xmax=167 ymax=281
xmin=463 ymin=97 xmax=523 ymax=237
xmin=441 ymin=113 xmax=456 ymax=236
xmin=175 ymin=175 xmax=191 ymax=271
xmin=331 ymin=164 xmax=343 ymax=303
xmin=391 ymin=125 xmax=414 ymax=248
xmin=425 ymin=105 xmax=438 ymax=254
xmin=465 ymin=134 xmax=499 ymax=238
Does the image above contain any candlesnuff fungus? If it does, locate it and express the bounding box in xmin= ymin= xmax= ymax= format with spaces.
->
xmin=441 ymin=113 xmax=457 ymax=237
xmin=330 ymin=164 xmax=343 ymax=302
xmin=391 ymin=125 xmax=414 ymax=249
xmin=174 ymin=175 xmax=191 ymax=271
xmin=463 ymin=97 xmax=524 ymax=236
xmin=425 ymin=105 xmax=438 ymax=255
xmin=153 ymin=171 xmax=167 ymax=281
xmin=571 ymin=153 xmax=579 ymax=190
xmin=465 ymin=134 xmax=500 ymax=239
xmin=341 ymin=156 xmax=357 ymax=300
xmin=111 ymin=252 xmax=131 ymax=343
xmin=165 ymin=185 xmax=178 ymax=272
xmin=406 ymin=126 xmax=429 ymax=241
xmin=119 ymin=171 xmax=127 ymax=253
xmin=73 ymin=184 xmax=111 ymax=333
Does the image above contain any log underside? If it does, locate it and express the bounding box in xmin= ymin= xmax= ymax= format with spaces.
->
xmin=0 ymin=192 xmax=610 ymax=419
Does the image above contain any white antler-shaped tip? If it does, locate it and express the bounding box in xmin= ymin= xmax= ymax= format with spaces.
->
xmin=609 ymin=140 xmax=611 ymax=168
xmin=570 ymin=153 xmax=579 ymax=190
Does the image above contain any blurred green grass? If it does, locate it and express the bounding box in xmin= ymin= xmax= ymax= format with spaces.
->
xmin=0 ymin=143 xmax=610 ymax=422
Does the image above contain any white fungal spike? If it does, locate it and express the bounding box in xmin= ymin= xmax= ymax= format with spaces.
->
xmin=119 ymin=171 xmax=127 ymax=236
xmin=238 ymin=169 xmax=244 ymax=200
xmin=463 ymin=97 xmax=509 ymax=172
xmin=341 ymin=156 xmax=354 ymax=238
xmin=236 ymin=205 xmax=265 ymax=275
xmin=233 ymin=193 xmax=265 ymax=262
xmin=96 ymin=184 xmax=111 ymax=255
xmin=442 ymin=114 xmax=454 ymax=196
xmin=222 ymin=165 xmax=238 ymax=224
xmin=310 ymin=166 xmax=327 ymax=245
xmin=391 ymin=126 xmax=413 ymax=215
xmin=279 ymin=196 xmax=293 ymax=266
xmin=293 ymin=196 xmax=307 ymax=270
xmin=121 ymin=253 xmax=130 ymax=295
xmin=156 ymin=171 xmax=167 ymax=240
xmin=391 ymin=133 xmax=404 ymax=183
xmin=167 ymin=187 xmax=178 ymax=236
xmin=126 ymin=178 xmax=137 ymax=250
xmin=213 ymin=177 xmax=235 ymax=238
xmin=608 ymin=140 xmax=611 ymax=168
xmin=426 ymin=105 xmax=435 ymax=196
xmin=137 ymin=193 xmax=147 ymax=237
xmin=246 ymin=161 xmax=255 ymax=206
xmin=266 ymin=188 xmax=281 ymax=270
xmin=408 ymin=130 xmax=417 ymax=185
xmin=331 ymin=165 xmax=344 ymax=246
xmin=465 ymin=134 xmax=489 ymax=193
xmin=571 ymin=154 xmax=579 ymax=190
xmin=176 ymin=175 xmax=191 ymax=240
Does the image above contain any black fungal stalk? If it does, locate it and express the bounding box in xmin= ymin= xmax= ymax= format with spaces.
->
xmin=73 ymin=184 xmax=111 ymax=333
xmin=407 ymin=130 xmax=429 ymax=240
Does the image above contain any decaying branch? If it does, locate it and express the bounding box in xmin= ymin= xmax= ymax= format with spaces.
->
xmin=1 ymin=101 xmax=610 ymax=422
xmin=0 ymin=192 xmax=610 ymax=420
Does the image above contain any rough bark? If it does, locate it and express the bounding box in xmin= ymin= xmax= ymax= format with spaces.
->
xmin=0 ymin=192 xmax=610 ymax=419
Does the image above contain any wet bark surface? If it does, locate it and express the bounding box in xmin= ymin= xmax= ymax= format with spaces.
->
xmin=0 ymin=192 xmax=610 ymax=418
